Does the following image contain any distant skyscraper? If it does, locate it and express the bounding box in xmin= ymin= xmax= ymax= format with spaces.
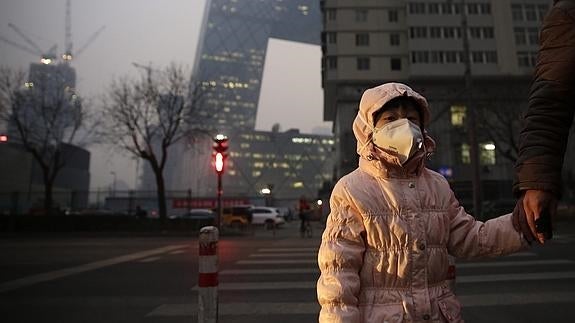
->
xmin=191 ymin=0 xmax=321 ymax=132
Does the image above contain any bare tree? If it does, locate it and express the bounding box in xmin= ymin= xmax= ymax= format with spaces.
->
xmin=0 ymin=65 xmax=90 ymax=215
xmin=102 ymin=63 xmax=206 ymax=221
xmin=475 ymin=100 xmax=524 ymax=163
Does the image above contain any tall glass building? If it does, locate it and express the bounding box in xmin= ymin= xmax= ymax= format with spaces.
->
xmin=158 ymin=0 xmax=331 ymax=201
xmin=191 ymin=0 xmax=321 ymax=131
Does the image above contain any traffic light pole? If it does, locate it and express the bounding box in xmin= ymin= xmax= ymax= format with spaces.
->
xmin=216 ymin=172 xmax=222 ymax=229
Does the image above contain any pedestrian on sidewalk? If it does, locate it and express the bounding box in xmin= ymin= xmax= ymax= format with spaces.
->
xmin=317 ymin=83 xmax=535 ymax=322
xmin=514 ymin=0 xmax=575 ymax=244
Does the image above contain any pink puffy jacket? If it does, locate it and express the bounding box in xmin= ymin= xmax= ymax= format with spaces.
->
xmin=317 ymin=83 xmax=528 ymax=323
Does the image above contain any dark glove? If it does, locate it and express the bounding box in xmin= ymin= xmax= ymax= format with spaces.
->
xmin=512 ymin=197 xmax=537 ymax=244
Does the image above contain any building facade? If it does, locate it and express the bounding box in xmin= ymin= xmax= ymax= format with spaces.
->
xmin=321 ymin=0 xmax=551 ymax=207
xmin=159 ymin=0 xmax=331 ymax=201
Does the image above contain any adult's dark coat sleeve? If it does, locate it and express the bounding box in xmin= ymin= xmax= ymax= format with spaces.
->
xmin=514 ymin=0 xmax=575 ymax=197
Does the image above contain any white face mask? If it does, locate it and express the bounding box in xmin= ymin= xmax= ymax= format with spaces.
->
xmin=372 ymin=118 xmax=423 ymax=164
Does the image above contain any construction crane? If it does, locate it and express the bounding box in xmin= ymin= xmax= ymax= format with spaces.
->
xmin=0 ymin=23 xmax=58 ymax=64
xmin=0 ymin=0 xmax=104 ymax=64
xmin=62 ymin=0 xmax=105 ymax=63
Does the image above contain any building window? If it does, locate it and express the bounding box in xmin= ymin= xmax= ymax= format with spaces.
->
xmin=441 ymin=3 xmax=453 ymax=14
xmin=430 ymin=27 xmax=441 ymax=38
xmin=428 ymin=3 xmax=439 ymax=14
xmin=430 ymin=51 xmax=444 ymax=63
xmin=411 ymin=51 xmax=429 ymax=63
xmin=356 ymin=9 xmax=368 ymax=22
xmin=481 ymin=142 xmax=496 ymax=165
xmin=357 ymin=57 xmax=370 ymax=70
xmin=326 ymin=8 xmax=336 ymax=21
xmin=517 ymin=51 xmax=537 ymax=67
xmin=525 ymin=4 xmax=537 ymax=21
xmin=390 ymin=33 xmax=400 ymax=46
xmin=443 ymin=27 xmax=456 ymax=39
xmin=485 ymin=51 xmax=498 ymax=63
xmin=472 ymin=51 xmax=484 ymax=63
xmin=461 ymin=143 xmax=471 ymax=164
xmin=451 ymin=105 xmax=466 ymax=126
xmin=445 ymin=51 xmax=458 ymax=63
xmin=538 ymin=4 xmax=549 ymax=20
xmin=410 ymin=26 xmax=427 ymax=38
xmin=514 ymin=27 xmax=526 ymax=45
xmin=390 ymin=58 xmax=402 ymax=71
xmin=388 ymin=9 xmax=398 ymax=22
xmin=467 ymin=3 xmax=479 ymax=14
xmin=527 ymin=27 xmax=539 ymax=45
xmin=511 ymin=4 xmax=523 ymax=21
xmin=355 ymin=33 xmax=370 ymax=46
xmin=327 ymin=32 xmax=337 ymax=44
xmin=409 ymin=3 xmax=426 ymax=14
xmin=469 ymin=27 xmax=482 ymax=39
xmin=483 ymin=27 xmax=494 ymax=39
xmin=327 ymin=56 xmax=337 ymax=70
xmin=480 ymin=3 xmax=491 ymax=14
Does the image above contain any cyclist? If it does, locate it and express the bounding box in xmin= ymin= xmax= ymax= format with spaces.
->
xmin=298 ymin=196 xmax=311 ymax=237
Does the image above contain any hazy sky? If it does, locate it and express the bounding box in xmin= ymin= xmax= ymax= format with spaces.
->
xmin=0 ymin=0 xmax=328 ymax=190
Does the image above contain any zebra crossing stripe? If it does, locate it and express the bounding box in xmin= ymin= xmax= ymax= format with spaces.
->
xmin=258 ymin=248 xmax=318 ymax=252
xmin=249 ymin=253 xmax=317 ymax=258
xmin=148 ymin=292 xmax=575 ymax=316
xmin=194 ymin=271 xmax=575 ymax=291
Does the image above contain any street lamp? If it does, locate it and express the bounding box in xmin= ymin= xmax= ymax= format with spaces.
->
xmin=110 ymin=171 xmax=117 ymax=197
xmin=212 ymin=134 xmax=228 ymax=228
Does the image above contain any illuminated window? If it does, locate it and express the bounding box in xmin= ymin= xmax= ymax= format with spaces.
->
xmin=451 ymin=105 xmax=466 ymax=126
xmin=252 ymin=171 xmax=261 ymax=177
xmin=481 ymin=142 xmax=496 ymax=165
xmin=461 ymin=143 xmax=470 ymax=164
xmin=293 ymin=182 xmax=304 ymax=188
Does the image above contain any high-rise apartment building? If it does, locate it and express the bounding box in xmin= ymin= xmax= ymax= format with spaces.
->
xmin=321 ymin=0 xmax=550 ymax=205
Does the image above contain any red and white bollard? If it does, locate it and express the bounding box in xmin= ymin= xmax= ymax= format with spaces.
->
xmin=198 ymin=226 xmax=219 ymax=323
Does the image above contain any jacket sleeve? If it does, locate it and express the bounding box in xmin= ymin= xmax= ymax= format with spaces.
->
xmin=317 ymin=182 xmax=366 ymax=323
xmin=446 ymin=190 xmax=529 ymax=259
xmin=514 ymin=2 xmax=575 ymax=197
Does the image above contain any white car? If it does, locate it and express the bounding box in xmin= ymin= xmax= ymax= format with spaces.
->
xmin=251 ymin=206 xmax=285 ymax=229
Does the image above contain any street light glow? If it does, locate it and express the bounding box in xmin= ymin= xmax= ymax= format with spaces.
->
xmin=215 ymin=133 xmax=227 ymax=141
xmin=317 ymin=199 xmax=323 ymax=206
xmin=215 ymin=152 xmax=224 ymax=172
xmin=261 ymin=188 xmax=271 ymax=195
xmin=484 ymin=143 xmax=496 ymax=151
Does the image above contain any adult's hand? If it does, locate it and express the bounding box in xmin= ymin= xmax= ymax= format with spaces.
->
xmin=522 ymin=189 xmax=558 ymax=244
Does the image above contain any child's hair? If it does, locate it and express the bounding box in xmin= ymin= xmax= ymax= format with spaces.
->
xmin=372 ymin=96 xmax=424 ymax=128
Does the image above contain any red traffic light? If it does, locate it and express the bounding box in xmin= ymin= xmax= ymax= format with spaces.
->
xmin=0 ymin=134 xmax=7 ymax=142
xmin=215 ymin=152 xmax=224 ymax=173
xmin=213 ymin=134 xmax=228 ymax=153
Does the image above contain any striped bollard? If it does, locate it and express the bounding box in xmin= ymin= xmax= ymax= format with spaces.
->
xmin=198 ymin=226 xmax=219 ymax=323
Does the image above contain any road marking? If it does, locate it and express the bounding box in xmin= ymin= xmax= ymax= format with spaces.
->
xmin=225 ymin=260 xmax=573 ymax=275
xmin=249 ymin=253 xmax=317 ymax=258
xmin=221 ymin=268 xmax=318 ymax=275
xmin=139 ymin=256 xmax=162 ymax=263
xmin=457 ymin=259 xmax=574 ymax=268
xmin=237 ymin=259 xmax=317 ymax=265
xmin=148 ymin=292 xmax=575 ymax=316
xmin=194 ymin=271 xmax=575 ymax=291
xmin=258 ymin=248 xmax=318 ymax=252
xmin=169 ymin=250 xmax=186 ymax=255
xmin=0 ymin=244 xmax=188 ymax=293
xmin=457 ymin=271 xmax=575 ymax=283
xmin=506 ymin=252 xmax=537 ymax=257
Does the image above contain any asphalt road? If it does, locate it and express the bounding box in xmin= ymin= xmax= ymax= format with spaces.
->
xmin=1 ymin=219 xmax=574 ymax=323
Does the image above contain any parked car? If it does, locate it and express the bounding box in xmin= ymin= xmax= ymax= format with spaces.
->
xmin=170 ymin=208 xmax=216 ymax=221
xmin=218 ymin=205 xmax=254 ymax=228
xmin=251 ymin=206 xmax=285 ymax=229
